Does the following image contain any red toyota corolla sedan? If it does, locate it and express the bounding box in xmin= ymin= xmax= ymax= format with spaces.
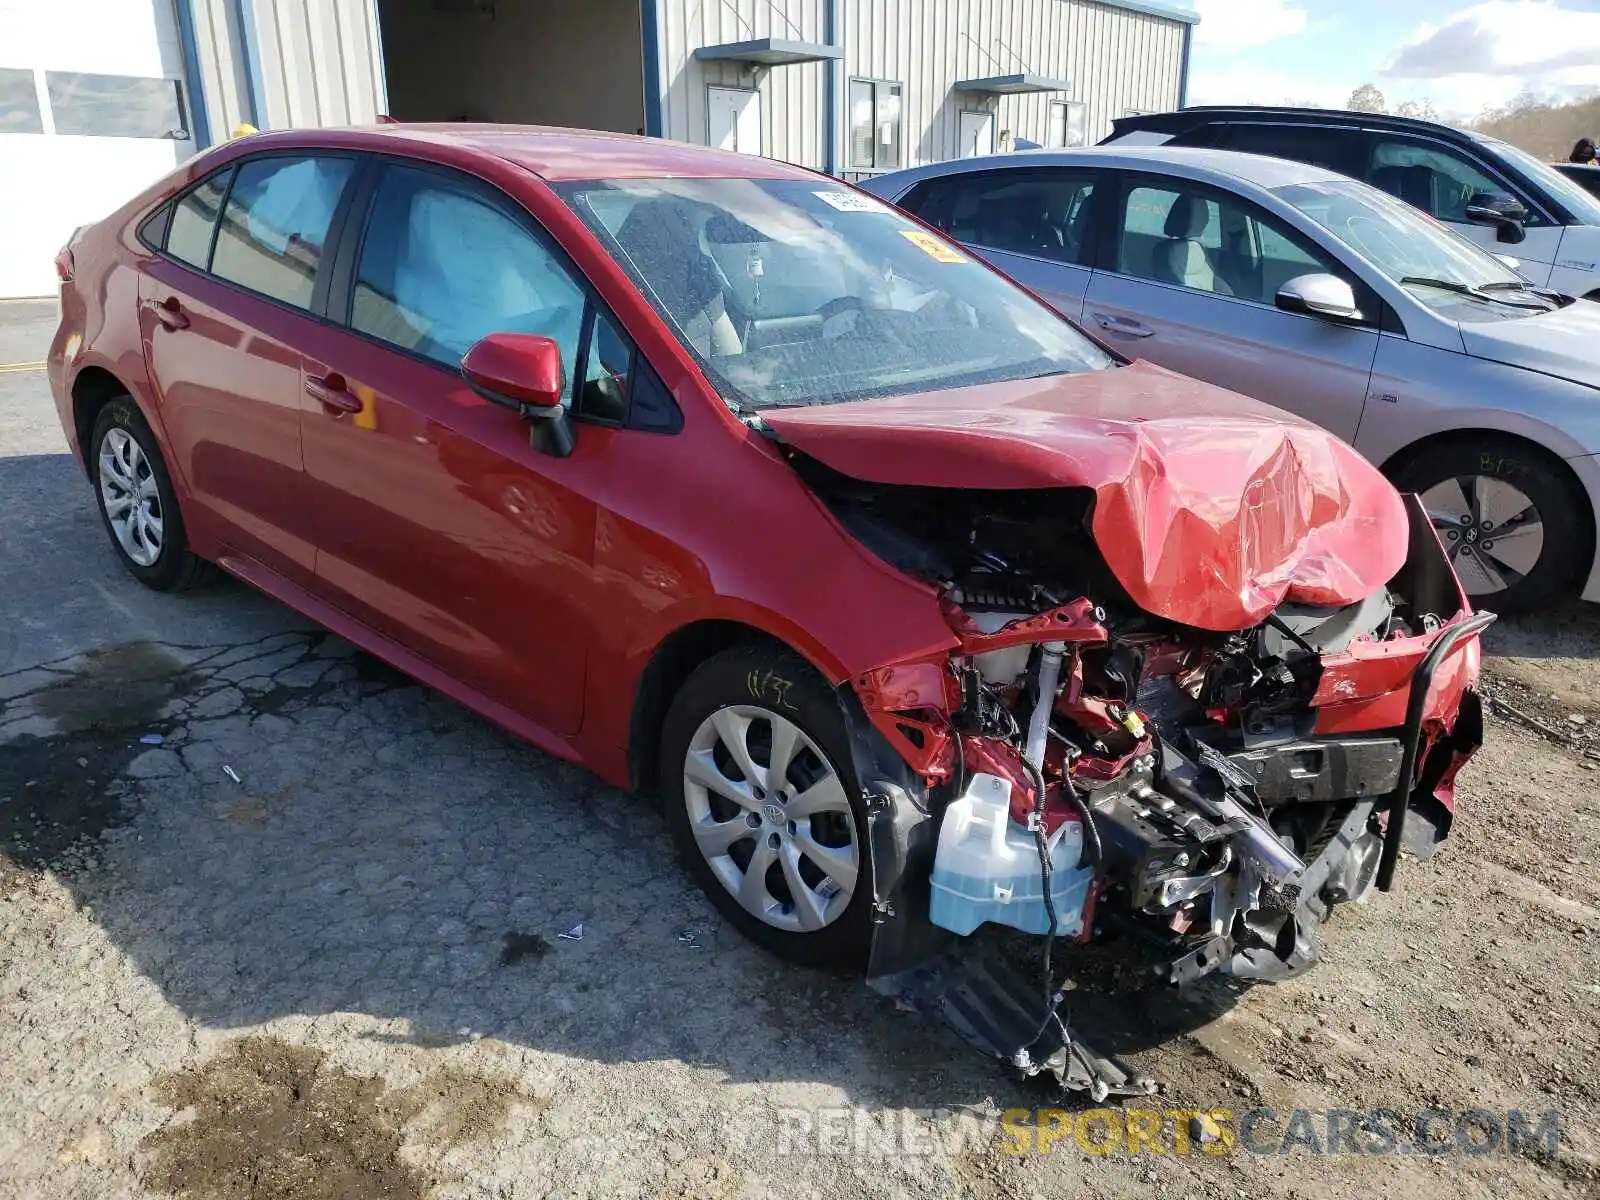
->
xmin=49 ymin=126 xmax=1487 ymax=1062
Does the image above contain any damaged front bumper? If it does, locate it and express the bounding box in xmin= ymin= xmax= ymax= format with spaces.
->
xmin=838 ymin=496 xmax=1491 ymax=1095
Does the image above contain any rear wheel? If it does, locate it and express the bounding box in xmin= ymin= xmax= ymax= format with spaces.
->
xmin=1392 ymin=440 xmax=1586 ymax=613
xmin=660 ymin=644 xmax=872 ymax=969
xmin=89 ymin=397 xmax=212 ymax=591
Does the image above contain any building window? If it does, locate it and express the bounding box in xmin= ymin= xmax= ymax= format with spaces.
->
xmin=0 ymin=68 xmax=43 ymax=134
xmin=1048 ymin=101 xmax=1087 ymax=148
xmin=46 ymin=72 xmax=189 ymax=139
xmin=849 ymin=78 xmax=902 ymax=171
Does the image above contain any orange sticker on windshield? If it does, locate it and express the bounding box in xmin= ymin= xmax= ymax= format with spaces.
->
xmin=899 ymin=230 xmax=968 ymax=263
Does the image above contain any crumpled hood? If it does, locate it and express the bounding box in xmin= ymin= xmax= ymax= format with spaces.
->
xmin=764 ymin=360 xmax=1409 ymax=631
xmin=1459 ymin=301 xmax=1600 ymax=392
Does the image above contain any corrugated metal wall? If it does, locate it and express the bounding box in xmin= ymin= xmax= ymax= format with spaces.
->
xmin=181 ymin=0 xmax=1181 ymax=174
xmin=249 ymin=0 xmax=386 ymax=127
xmin=188 ymin=0 xmax=385 ymax=139
xmin=839 ymin=0 xmax=1184 ymax=169
xmin=656 ymin=0 xmax=829 ymax=170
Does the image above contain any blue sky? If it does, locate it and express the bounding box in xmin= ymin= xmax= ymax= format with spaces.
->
xmin=1182 ymin=0 xmax=1600 ymax=119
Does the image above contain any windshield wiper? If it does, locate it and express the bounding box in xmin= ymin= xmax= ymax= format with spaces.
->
xmin=1400 ymin=276 xmax=1553 ymax=311
xmin=1478 ymin=280 xmax=1568 ymax=305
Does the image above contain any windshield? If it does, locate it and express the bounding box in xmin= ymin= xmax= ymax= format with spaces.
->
xmin=1481 ymin=137 xmax=1600 ymax=226
xmin=553 ymin=177 xmax=1112 ymax=410
xmin=1272 ymin=179 xmax=1538 ymax=314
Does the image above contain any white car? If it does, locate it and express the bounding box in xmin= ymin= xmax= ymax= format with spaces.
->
xmin=862 ymin=145 xmax=1600 ymax=611
xmin=1096 ymin=107 xmax=1600 ymax=302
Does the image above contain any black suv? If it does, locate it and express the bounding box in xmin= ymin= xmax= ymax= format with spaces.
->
xmin=1102 ymin=107 xmax=1600 ymax=300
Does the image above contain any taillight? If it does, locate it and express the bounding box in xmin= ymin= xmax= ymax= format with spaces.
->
xmin=55 ymin=224 xmax=86 ymax=282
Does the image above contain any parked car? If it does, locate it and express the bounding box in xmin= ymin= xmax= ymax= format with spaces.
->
xmin=50 ymin=127 xmax=1486 ymax=1092
xmin=1096 ymin=107 xmax=1600 ymax=302
xmin=1554 ymin=162 xmax=1600 ymax=202
xmin=862 ymin=145 xmax=1600 ymax=611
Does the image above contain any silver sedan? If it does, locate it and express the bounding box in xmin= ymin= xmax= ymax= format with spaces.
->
xmin=861 ymin=146 xmax=1600 ymax=611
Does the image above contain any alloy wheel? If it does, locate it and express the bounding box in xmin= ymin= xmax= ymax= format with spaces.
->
xmin=1419 ymin=474 xmax=1543 ymax=598
xmin=98 ymin=427 xmax=163 ymax=567
xmin=681 ymin=705 xmax=859 ymax=933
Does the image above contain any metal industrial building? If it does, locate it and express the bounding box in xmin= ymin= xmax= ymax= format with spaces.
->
xmin=0 ymin=0 xmax=1194 ymax=297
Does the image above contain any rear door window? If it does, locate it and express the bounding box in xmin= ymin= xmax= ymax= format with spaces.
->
xmin=210 ymin=155 xmax=355 ymax=310
xmin=900 ymin=169 xmax=1098 ymax=264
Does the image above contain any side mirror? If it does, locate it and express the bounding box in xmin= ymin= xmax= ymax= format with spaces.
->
xmin=461 ymin=333 xmax=574 ymax=457
xmin=1465 ymin=192 xmax=1528 ymax=244
xmin=1275 ymin=273 xmax=1364 ymax=324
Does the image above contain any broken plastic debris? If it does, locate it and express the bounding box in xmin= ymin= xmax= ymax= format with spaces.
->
xmin=138 ymin=733 xmax=164 ymax=746
xmin=557 ymin=923 xmax=585 ymax=941
xmin=222 ymin=765 xmax=242 ymax=784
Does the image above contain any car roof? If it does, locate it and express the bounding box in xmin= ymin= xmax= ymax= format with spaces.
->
xmin=871 ymin=145 xmax=1343 ymax=193
xmin=232 ymin=123 xmax=820 ymax=183
xmin=1109 ymin=106 xmax=1489 ymax=148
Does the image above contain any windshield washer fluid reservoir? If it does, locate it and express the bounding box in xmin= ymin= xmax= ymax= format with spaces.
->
xmin=930 ymin=772 xmax=1094 ymax=937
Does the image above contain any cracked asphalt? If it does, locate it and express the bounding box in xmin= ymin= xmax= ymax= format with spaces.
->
xmin=4 ymin=297 xmax=1600 ymax=1199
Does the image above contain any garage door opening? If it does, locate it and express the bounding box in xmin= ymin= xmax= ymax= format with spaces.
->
xmin=375 ymin=0 xmax=646 ymax=134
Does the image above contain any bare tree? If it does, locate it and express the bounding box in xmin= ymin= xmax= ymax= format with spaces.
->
xmin=1470 ymin=89 xmax=1600 ymax=160
xmin=1395 ymin=98 xmax=1438 ymax=121
xmin=1347 ymin=84 xmax=1387 ymax=114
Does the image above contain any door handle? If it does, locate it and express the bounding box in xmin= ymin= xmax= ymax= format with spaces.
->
xmin=1092 ymin=312 xmax=1154 ymax=339
xmin=305 ymin=372 xmax=363 ymax=414
xmin=146 ymin=296 xmax=189 ymax=331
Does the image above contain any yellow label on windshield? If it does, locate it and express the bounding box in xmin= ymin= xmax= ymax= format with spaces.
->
xmin=899 ymin=229 xmax=968 ymax=263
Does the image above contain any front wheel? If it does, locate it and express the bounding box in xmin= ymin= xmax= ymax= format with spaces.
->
xmin=660 ymin=644 xmax=873 ymax=969
xmin=1392 ymin=440 xmax=1587 ymax=613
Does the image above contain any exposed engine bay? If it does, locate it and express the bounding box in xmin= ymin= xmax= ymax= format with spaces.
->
xmin=793 ymin=456 xmax=1490 ymax=1097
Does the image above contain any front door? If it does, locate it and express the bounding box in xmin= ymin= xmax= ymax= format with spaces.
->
xmin=1083 ymin=174 xmax=1379 ymax=441
xmin=297 ymin=160 xmax=611 ymax=734
xmin=139 ymin=152 xmax=357 ymax=585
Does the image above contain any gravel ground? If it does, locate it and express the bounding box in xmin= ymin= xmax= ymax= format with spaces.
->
xmin=3 ymin=297 xmax=1599 ymax=1199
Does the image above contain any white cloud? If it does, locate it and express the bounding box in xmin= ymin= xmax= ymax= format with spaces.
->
xmin=1186 ymin=63 xmax=1347 ymax=109
xmin=1384 ymin=2 xmax=1600 ymax=82
xmin=1192 ymin=0 xmax=1309 ymax=51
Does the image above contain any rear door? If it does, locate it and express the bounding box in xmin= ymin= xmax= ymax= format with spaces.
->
xmin=139 ymin=152 xmax=358 ymax=585
xmin=1081 ymin=171 xmax=1380 ymax=440
xmin=900 ymin=166 xmax=1100 ymax=318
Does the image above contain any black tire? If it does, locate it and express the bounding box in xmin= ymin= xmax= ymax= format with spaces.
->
xmin=660 ymin=643 xmax=873 ymax=970
xmin=1391 ymin=439 xmax=1588 ymax=613
xmin=88 ymin=396 xmax=213 ymax=592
